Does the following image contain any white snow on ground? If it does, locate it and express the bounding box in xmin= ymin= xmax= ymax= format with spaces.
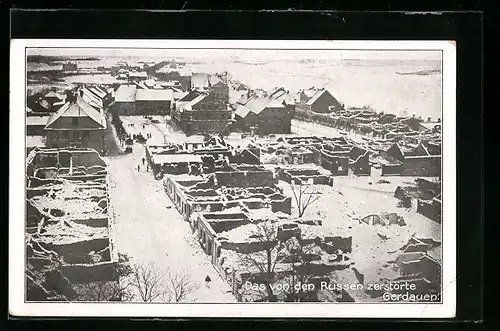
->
xmin=278 ymin=174 xmax=441 ymax=287
xmin=105 ymin=127 xmax=235 ymax=302
xmin=120 ymin=116 xmax=205 ymax=145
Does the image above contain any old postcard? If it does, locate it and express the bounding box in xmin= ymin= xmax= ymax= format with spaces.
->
xmin=9 ymin=39 xmax=456 ymax=318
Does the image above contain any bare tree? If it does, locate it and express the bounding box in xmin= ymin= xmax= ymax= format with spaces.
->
xmin=165 ymin=269 xmax=198 ymax=302
xmin=281 ymin=236 xmax=319 ymax=302
xmin=289 ymin=179 xmax=322 ymax=218
xmin=237 ymin=221 xmax=285 ymax=302
xmin=75 ymin=280 xmax=133 ymax=302
xmin=129 ymin=261 xmax=167 ymax=302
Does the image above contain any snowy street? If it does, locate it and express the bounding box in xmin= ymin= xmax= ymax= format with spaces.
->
xmin=105 ymin=141 xmax=236 ymax=302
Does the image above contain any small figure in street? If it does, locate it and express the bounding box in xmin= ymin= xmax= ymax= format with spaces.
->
xmin=137 ymin=164 xmax=140 ymax=172
xmin=142 ymin=157 xmax=145 ymax=165
xmin=146 ymin=163 xmax=150 ymax=172
xmin=205 ymin=275 xmax=211 ymax=288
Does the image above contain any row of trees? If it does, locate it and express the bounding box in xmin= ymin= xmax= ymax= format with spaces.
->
xmin=76 ymin=257 xmax=198 ymax=302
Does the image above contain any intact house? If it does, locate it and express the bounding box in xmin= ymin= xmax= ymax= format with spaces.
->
xmin=172 ymin=89 xmax=233 ymax=136
xmin=295 ymin=88 xmax=343 ymax=113
xmin=29 ymin=91 xmax=67 ymax=114
xmin=108 ymin=84 xmax=137 ymax=116
xmin=27 ymin=115 xmax=50 ymax=136
xmin=234 ymin=97 xmax=293 ymax=135
xmin=44 ymin=94 xmax=107 ymax=154
xmin=135 ymin=89 xmax=173 ymax=115
xmin=78 ymin=87 xmax=104 ymax=112
xmin=127 ymin=71 xmax=148 ymax=81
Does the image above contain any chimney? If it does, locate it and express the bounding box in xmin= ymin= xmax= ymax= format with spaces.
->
xmin=437 ymin=118 xmax=441 ymax=123
xmin=427 ymin=117 xmax=431 ymax=122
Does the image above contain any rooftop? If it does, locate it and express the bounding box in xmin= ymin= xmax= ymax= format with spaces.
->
xmin=136 ymin=88 xmax=173 ymax=101
xmin=115 ymin=84 xmax=137 ymax=102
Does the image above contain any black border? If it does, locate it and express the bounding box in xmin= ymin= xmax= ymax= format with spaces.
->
xmin=9 ymin=9 xmax=483 ymax=326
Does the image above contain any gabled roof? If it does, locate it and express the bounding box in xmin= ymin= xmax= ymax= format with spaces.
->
xmin=136 ymin=89 xmax=173 ymax=101
xmin=306 ymin=89 xmax=334 ymax=106
xmin=269 ymin=87 xmax=287 ymax=100
xmin=235 ymin=105 xmax=252 ymax=118
xmin=173 ymin=90 xmax=189 ymax=100
xmin=182 ymin=94 xmax=208 ymax=111
xmin=45 ymin=96 xmax=106 ymax=130
xmin=245 ymin=97 xmax=286 ymax=115
xmin=244 ymin=97 xmax=270 ymax=115
xmin=303 ymin=88 xmax=320 ymax=98
xmin=134 ymin=81 xmax=149 ymax=89
xmin=115 ymin=84 xmax=137 ymax=102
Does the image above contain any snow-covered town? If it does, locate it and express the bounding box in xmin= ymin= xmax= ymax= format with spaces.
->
xmin=25 ymin=49 xmax=442 ymax=303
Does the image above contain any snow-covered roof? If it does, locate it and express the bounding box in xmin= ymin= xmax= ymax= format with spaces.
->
xmin=26 ymin=136 xmax=45 ymax=148
xmin=152 ymin=154 xmax=203 ymax=165
xmin=27 ymin=116 xmax=50 ymax=126
xmin=44 ymin=91 xmax=65 ymax=100
xmin=182 ymin=94 xmax=208 ymax=111
xmin=45 ymin=96 xmax=106 ymax=130
xmin=306 ymin=89 xmax=329 ymax=106
xmin=136 ymin=88 xmax=173 ymax=101
xmin=128 ymin=71 xmax=148 ymax=78
xmin=234 ymin=104 xmax=252 ymax=118
xmin=89 ymin=86 xmax=106 ymax=98
xmin=115 ymin=84 xmax=137 ymax=102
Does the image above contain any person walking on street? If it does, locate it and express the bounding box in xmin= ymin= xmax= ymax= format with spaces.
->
xmin=205 ymin=275 xmax=211 ymax=288
xmin=142 ymin=157 xmax=145 ymax=165
xmin=137 ymin=164 xmax=140 ymax=172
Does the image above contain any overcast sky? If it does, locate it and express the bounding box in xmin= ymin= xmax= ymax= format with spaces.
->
xmin=28 ymin=47 xmax=441 ymax=62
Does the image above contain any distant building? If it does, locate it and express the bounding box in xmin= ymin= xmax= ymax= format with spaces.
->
xmin=128 ymin=71 xmax=148 ymax=81
xmin=235 ymin=96 xmax=292 ymax=134
xmin=135 ymin=89 xmax=173 ymax=115
xmin=296 ymin=88 xmax=342 ymax=113
xmin=155 ymin=69 xmax=192 ymax=91
xmin=191 ymin=73 xmax=210 ymax=91
xmin=172 ymin=90 xmax=232 ymax=136
xmin=108 ymin=84 xmax=137 ymax=115
xmin=62 ymin=62 xmax=77 ymax=72
xmin=44 ymin=94 xmax=107 ymax=154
